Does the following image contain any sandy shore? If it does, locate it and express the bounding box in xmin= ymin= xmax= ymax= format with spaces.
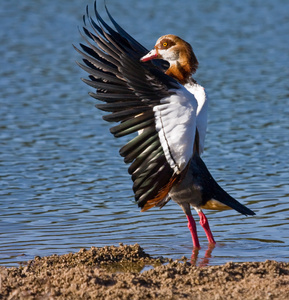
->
xmin=0 ymin=244 xmax=288 ymax=299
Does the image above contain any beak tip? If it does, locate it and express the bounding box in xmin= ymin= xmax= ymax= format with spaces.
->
xmin=140 ymin=57 xmax=150 ymax=62
xmin=140 ymin=49 xmax=158 ymax=62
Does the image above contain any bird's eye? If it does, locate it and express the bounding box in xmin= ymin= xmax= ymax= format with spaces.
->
xmin=163 ymin=42 xmax=168 ymax=47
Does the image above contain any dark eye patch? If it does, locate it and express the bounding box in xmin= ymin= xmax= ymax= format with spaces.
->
xmin=158 ymin=38 xmax=176 ymax=50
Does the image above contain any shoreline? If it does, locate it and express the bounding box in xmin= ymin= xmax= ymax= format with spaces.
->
xmin=1 ymin=244 xmax=288 ymax=299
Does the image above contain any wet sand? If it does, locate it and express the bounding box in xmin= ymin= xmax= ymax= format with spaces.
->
xmin=0 ymin=244 xmax=288 ymax=299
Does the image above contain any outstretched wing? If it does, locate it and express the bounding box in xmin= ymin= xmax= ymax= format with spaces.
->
xmin=75 ymin=2 xmax=197 ymax=211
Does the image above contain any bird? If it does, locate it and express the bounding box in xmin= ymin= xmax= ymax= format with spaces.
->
xmin=75 ymin=2 xmax=255 ymax=249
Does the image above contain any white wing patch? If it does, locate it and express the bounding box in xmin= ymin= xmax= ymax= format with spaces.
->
xmin=184 ymin=82 xmax=208 ymax=154
xmin=153 ymin=86 xmax=198 ymax=174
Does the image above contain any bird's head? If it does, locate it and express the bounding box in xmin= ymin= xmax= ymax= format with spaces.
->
xmin=141 ymin=34 xmax=198 ymax=83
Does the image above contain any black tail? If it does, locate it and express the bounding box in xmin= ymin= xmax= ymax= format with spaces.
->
xmin=191 ymin=153 xmax=255 ymax=216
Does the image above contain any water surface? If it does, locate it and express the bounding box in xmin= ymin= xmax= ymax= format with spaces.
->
xmin=0 ymin=0 xmax=288 ymax=267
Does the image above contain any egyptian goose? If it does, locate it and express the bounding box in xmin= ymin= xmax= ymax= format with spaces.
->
xmin=75 ymin=2 xmax=255 ymax=249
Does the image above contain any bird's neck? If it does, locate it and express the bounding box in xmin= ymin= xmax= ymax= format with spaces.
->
xmin=165 ymin=48 xmax=198 ymax=85
xmin=166 ymin=62 xmax=192 ymax=85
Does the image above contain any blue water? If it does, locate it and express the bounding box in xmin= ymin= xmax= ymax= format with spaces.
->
xmin=0 ymin=0 xmax=288 ymax=267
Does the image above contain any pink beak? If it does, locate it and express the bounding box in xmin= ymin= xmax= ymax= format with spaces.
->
xmin=140 ymin=49 xmax=158 ymax=62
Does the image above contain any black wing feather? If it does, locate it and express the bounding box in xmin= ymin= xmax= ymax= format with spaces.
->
xmin=76 ymin=1 xmax=180 ymax=209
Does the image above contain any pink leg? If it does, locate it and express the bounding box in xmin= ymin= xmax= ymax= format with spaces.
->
xmin=198 ymin=211 xmax=216 ymax=245
xmin=187 ymin=215 xmax=200 ymax=249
